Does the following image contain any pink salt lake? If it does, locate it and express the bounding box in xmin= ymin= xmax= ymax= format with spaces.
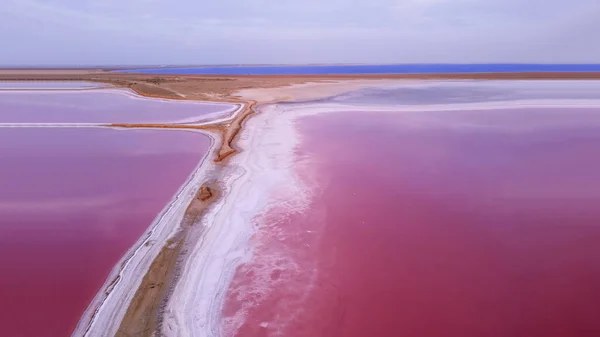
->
xmin=0 ymin=88 xmax=236 ymax=124
xmin=0 ymin=84 xmax=217 ymax=337
xmin=224 ymin=84 xmax=600 ymax=337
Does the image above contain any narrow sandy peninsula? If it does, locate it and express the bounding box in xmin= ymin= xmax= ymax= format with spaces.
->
xmin=4 ymin=71 xmax=600 ymax=337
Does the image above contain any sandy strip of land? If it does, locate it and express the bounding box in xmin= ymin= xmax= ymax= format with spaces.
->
xmin=5 ymin=70 xmax=600 ymax=163
xmin=71 ymin=127 xmax=224 ymax=337
xmin=160 ymin=99 xmax=321 ymax=337
xmin=3 ymin=70 xmax=600 ymax=101
xmin=5 ymin=72 xmax=600 ymax=337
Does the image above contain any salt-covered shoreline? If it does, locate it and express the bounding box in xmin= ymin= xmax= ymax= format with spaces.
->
xmin=0 ymin=82 xmax=238 ymax=337
xmin=162 ymin=102 xmax=316 ymax=337
xmin=61 ymin=79 xmax=600 ymax=336
xmin=157 ymin=80 xmax=600 ymax=337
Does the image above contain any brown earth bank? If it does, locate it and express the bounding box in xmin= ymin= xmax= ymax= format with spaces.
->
xmin=8 ymin=70 xmax=600 ymax=161
xmin=115 ymin=183 xmax=221 ymax=337
xmin=3 ymin=70 xmax=600 ymax=101
xmin=5 ymin=70 xmax=600 ymax=336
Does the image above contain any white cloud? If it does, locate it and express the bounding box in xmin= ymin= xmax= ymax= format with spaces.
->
xmin=1 ymin=0 xmax=600 ymax=65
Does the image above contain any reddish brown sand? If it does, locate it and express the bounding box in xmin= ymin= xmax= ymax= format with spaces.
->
xmin=223 ymin=108 xmax=600 ymax=337
xmin=0 ymin=128 xmax=210 ymax=337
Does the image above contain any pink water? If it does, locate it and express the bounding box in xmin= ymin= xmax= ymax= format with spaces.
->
xmin=0 ymin=89 xmax=235 ymax=123
xmin=0 ymin=128 xmax=210 ymax=337
xmin=224 ymin=107 xmax=600 ymax=337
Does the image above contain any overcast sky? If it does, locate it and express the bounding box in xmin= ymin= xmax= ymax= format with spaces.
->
xmin=1 ymin=0 xmax=599 ymax=65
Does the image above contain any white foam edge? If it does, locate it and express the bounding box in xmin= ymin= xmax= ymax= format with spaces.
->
xmin=160 ymin=101 xmax=333 ymax=337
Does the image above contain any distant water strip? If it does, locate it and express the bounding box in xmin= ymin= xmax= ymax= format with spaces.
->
xmin=117 ymin=64 xmax=600 ymax=75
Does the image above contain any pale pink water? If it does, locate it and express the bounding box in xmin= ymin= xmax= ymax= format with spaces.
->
xmin=0 ymin=128 xmax=210 ymax=337
xmin=0 ymin=89 xmax=236 ymax=123
xmin=224 ymin=107 xmax=600 ymax=337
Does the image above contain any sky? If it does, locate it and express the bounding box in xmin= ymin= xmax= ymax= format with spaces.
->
xmin=1 ymin=0 xmax=600 ymax=66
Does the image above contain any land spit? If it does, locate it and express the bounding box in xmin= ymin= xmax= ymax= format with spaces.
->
xmin=4 ymin=71 xmax=600 ymax=336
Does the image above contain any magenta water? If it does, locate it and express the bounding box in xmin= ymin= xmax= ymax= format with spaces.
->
xmin=0 ymin=127 xmax=210 ymax=337
xmin=224 ymin=106 xmax=600 ymax=337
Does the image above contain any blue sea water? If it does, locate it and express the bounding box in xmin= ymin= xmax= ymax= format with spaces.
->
xmin=118 ymin=64 xmax=600 ymax=75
